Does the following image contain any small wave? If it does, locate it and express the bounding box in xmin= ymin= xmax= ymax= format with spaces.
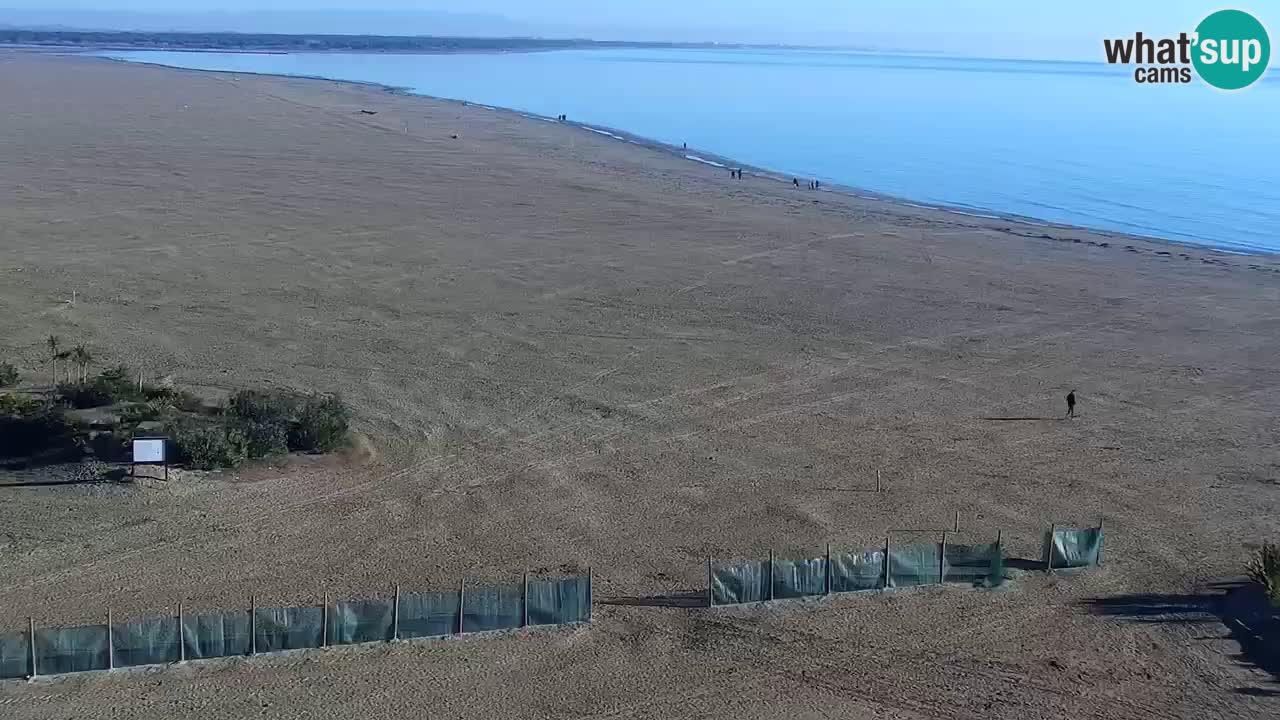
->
xmin=583 ymin=127 xmax=625 ymax=140
xmin=685 ymin=154 xmax=727 ymax=168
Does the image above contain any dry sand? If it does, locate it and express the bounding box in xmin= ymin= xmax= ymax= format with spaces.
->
xmin=1 ymin=52 xmax=1280 ymax=718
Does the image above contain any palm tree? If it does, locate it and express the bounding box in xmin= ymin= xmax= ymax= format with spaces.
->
xmin=71 ymin=345 xmax=92 ymax=383
xmin=57 ymin=350 xmax=73 ymax=384
xmin=47 ymin=335 xmax=60 ymax=388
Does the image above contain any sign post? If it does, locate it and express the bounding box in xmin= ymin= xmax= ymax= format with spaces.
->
xmin=131 ymin=436 xmax=169 ymax=481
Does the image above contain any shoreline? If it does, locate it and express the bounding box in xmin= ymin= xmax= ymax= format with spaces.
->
xmin=76 ymin=51 xmax=1276 ymax=259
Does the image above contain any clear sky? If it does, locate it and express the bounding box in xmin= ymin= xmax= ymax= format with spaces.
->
xmin=0 ymin=1 xmax=1247 ymax=59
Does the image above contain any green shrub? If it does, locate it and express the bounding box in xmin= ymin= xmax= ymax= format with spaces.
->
xmin=88 ymin=430 xmax=130 ymax=462
xmin=96 ymin=365 xmax=142 ymax=402
xmin=56 ymin=380 xmax=114 ymax=409
xmin=165 ymin=417 xmax=247 ymax=470
xmin=0 ymin=362 xmax=18 ymax=387
xmin=226 ymin=390 xmax=296 ymax=459
xmin=0 ymin=392 xmax=41 ymax=416
xmin=291 ymin=394 xmax=350 ymax=453
xmin=144 ymin=386 xmax=206 ymax=414
xmin=0 ymin=408 xmax=80 ymax=460
xmin=1247 ymin=542 xmax=1280 ymax=606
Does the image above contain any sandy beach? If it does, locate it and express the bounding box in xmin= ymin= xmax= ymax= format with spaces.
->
xmin=2 ymin=51 xmax=1280 ymax=719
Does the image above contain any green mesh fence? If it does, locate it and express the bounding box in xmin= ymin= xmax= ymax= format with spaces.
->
xmin=34 ymin=625 xmax=108 ymax=675
xmin=711 ymin=560 xmax=769 ymax=605
xmin=831 ymin=549 xmax=886 ymax=592
xmin=112 ymin=617 xmax=180 ymax=668
xmin=0 ymin=632 xmax=30 ymax=679
xmin=887 ymin=544 xmax=943 ymax=588
xmin=528 ymin=576 xmax=591 ymax=626
xmin=182 ymin=611 xmax=250 ymax=660
xmin=330 ymin=599 xmax=393 ymax=646
xmin=943 ymin=542 xmax=1005 ymax=587
xmin=399 ymin=591 xmax=460 ymax=639
xmin=254 ymin=607 xmax=323 ymax=653
xmin=462 ymin=585 xmax=524 ymax=633
xmin=772 ymin=556 xmax=827 ymax=599
xmin=1046 ymin=527 xmax=1104 ymax=569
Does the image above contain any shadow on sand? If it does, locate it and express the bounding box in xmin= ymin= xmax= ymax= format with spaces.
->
xmin=600 ymin=592 xmax=710 ymax=609
xmin=1080 ymin=582 xmax=1280 ymax=696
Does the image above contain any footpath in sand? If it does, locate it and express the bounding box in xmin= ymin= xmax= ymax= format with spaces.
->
xmin=1 ymin=52 xmax=1279 ymax=719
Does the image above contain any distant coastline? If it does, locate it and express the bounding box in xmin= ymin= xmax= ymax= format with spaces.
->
xmin=0 ymin=29 xmax=840 ymax=54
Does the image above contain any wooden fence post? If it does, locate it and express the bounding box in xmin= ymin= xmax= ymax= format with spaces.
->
xmin=249 ymin=595 xmax=257 ymax=656
xmin=1046 ymin=523 xmax=1057 ymax=572
xmin=939 ymin=532 xmax=948 ymax=585
xmin=707 ymin=557 xmax=714 ymax=608
xmin=392 ymin=584 xmax=401 ymax=641
xmin=883 ymin=536 xmax=892 ymax=589
xmin=876 ymin=468 xmax=882 ymax=493
xmin=177 ymin=602 xmax=185 ymax=663
xmin=522 ymin=571 xmax=530 ymax=627
xmin=768 ymin=550 xmax=775 ymax=602
xmin=106 ymin=608 xmax=114 ymax=671
xmin=954 ymin=510 xmax=960 ymax=533
xmin=321 ymin=592 xmax=329 ymax=648
xmin=457 ymin=579 xmax=465 ymax=635
xmin=1098 ymin=518 xmax=1105 ymax=566
xmin=28 ymin=618 xmax=37 ymax=678
xmin=587 ymin=567 xmax=594 ymax=621
xmin=825 ymin=543 xmax=832 ymax=596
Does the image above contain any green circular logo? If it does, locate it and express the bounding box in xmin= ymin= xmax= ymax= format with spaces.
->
xmin=1193 ymin=9 xmax=1271 ymax=90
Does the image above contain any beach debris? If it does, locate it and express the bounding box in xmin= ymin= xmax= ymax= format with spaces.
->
xmin=359 ymin=109 xmax=378 ymax=115
xmin=451 ymin=133 xmax=459 ymax=139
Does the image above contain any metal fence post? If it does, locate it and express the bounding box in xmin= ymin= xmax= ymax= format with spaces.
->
xmin=392 ymin=584 xmax=401 ymax=641
xmin=249 ymin=595 xmax=257 ymax=656
xmin=107 ymin=608 xmax=114 ymax=671
xmin=767 ymin=550 xmax=775 ymax=602
xmin=457 ymin=579 xmax=465 ymax=635
xmin=321 ymin=592 xmax=329 ymax=648
xmin=825 ymin=543 xmax=832 ymax=596
xmin=1046 ymin=523 xmax=1056 ymax=572
xmin=522 ymin=572 xmax=530 ymax=627
xmin=587 ymin=567 xmax=594 ymax=621
xmin=939 ymin=532 xmax=947 ymax=585
xmin=883 ymin=536 xmax=891 ymax=589
xmin=177 ymin=602 xmax=185 ymax=663
xmin=28 ymin=618 xmax=37 ymax=678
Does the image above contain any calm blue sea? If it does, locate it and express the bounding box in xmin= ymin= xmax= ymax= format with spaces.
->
xmin=94 ymin=48 xmax=1280 ymax=253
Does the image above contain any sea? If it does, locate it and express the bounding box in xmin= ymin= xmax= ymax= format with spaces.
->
xmin=92 ymin=48 xmax=1280 ymax=254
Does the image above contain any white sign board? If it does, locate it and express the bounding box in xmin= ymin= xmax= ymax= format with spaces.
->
xmin=132 ymin=438 xmax=166 ymax=464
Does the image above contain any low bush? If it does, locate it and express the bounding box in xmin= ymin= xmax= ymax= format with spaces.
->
xmin=56 ymin=365 xmax=144 ymax=409
xmin=96 ymin=365 xmax=143 ymax=403
xmin=165 ymin=417 xmax=248 ymax=471
xmin=0 ymin=362 xmax=18 ymax=387
xmin=1247 ymin=542 xmax=1280 ymax=606
xmin=226 ymin=389 xmax=296 ymax=459
xmin=291 ymin=394 xmax=350 ymax=453
xmin=0 ymin=392 xmax=42 ymax=416
xmin=0 ymin=408 xmax=80 ymax=460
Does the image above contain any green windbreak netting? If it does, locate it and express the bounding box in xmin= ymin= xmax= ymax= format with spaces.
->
xmin=254 ymin=607 xmax=323 ymax=653
xmin=34 ymin=625 xmax=108 ymax=675
xmin=182 ymin=611 xmax=250 ymax=659
xmin=943 ymin=542 xmax=1005 ymax=587
xmin=711 ymin=561 xmax=769 ymax=605
xmin=1046 ymin=527 xmax=1103 ymax=569
xmin=0 ymin=632 xmax=30 ymax=679
xmin=888 ymin=544 xmax=942 ymax=588
xmin=772 ymin=557 xmax=827 ymax=599
xmin=112 ymin=617 xmax=180 ymax=668
xmin=528 ymin=576 xmax=591 ymax=626
xmin=462 ymin=585 xmax=523 ymax=633
xmin=831 ymin=550 xmax=886 ymax=592
xmin=330 ymin=599 xmax=393 ymax=646
xmin=399 ymin=591 xmax=460 ymax=639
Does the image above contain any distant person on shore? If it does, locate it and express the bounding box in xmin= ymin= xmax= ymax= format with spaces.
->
xmin=815 ymin=180 xmax=821 ymax=189
xmin=1066 ymin=390 xmax=1077 ymax=418
xmin=793 ymin=178 xmax=800 ymax=187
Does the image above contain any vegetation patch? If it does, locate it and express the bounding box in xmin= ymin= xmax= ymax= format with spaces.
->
xmin=3 ymin=340 xmax=351 ymax=473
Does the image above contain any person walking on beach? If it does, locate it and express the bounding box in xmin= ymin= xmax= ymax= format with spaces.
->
xmin=1066 ymin=390 xmax=1077 ymax=418
xmin=793 ymin=178 xmax=800 ymax=187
